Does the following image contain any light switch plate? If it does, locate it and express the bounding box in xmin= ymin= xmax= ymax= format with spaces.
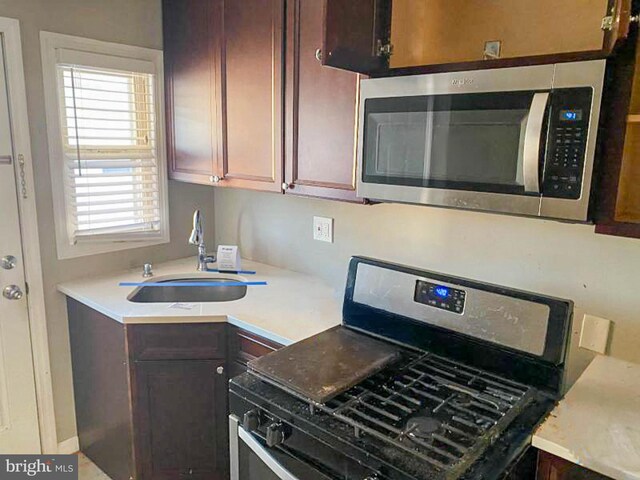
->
xmin=313 ymin=216 xmax=333 ymax=243
xmin=579 ymin=314 xmax=612 ymax=354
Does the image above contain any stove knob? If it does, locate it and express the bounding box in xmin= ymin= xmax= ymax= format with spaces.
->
xmin=242 ymin=410 xmax=261 ymax=432
xmin=265 ymin=422 xmax=286 ymax=448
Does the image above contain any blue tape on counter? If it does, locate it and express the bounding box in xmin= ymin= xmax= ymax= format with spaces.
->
xmin=205 ymin=269 xmax=257 ymax=274
xmin=119 ymin=281 xmax=267 ymax=287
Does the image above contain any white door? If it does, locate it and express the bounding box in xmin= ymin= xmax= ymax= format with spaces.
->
xmin=0 ymin=34 xmax=40 ymax=453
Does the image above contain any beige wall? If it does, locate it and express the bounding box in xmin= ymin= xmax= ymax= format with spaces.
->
xmin=214 ymin=188 xmax=640 ymax=386
xmin=0 ymin=0 xmax=215 ymax=443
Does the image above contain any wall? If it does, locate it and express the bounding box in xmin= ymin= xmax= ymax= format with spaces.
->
xmin=215 ymin=188 xmax=640 ymax=386
xmin=0 ymin=0 xmax=215 ymax=443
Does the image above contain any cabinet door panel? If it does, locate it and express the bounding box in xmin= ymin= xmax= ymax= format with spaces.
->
xmin=221 ymin=0 xmax=284 ymax=191
xmin=321 ymin=0 xmax=391 ymax=74
xmin=133 ymin=360 xmax=228 ymax=480
xmin=163 ymin=0 xmax=223 ymax=185
xmin=537 ymin=451 xmax=613 ymax=479
xmin=286 ymin=0 xmax=360 ymax=201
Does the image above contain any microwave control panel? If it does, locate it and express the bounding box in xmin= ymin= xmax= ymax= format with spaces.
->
xmin=415 ymin=280 xmax=466 ymax=314
xmin=543 ymin=88 xmax=593 ymax=200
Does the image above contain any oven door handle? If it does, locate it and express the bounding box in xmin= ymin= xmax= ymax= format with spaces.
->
xmin=523 ymin=92 xmax=550 ymax=194
xmin=229 ymin=415 xmax=300 ymax=480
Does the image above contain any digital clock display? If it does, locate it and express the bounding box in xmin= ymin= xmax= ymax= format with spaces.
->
xmin=434 ymin=286 xmax=450 ymax=298
xmin=414 ymin=280 xmax=466 ymax=314
xmin=559 ymin=109 xmax=583 ymax=122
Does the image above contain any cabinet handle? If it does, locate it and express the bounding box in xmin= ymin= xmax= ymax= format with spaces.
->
xmin=315 ymin=48 xmax=323 ymax=63
xmin=210 ymin=175 xmax=224 ymax=183
xmin=216 ymin=366 xmax=224 ymax=375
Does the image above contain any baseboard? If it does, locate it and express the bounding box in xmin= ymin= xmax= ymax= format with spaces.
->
xmin=57 ymin=436 xmax=79 ymax=454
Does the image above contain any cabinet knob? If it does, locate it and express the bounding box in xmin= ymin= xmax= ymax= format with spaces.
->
xmin=315 ymin=48 xmax=323 ymax=63
xmin=281 ymin=182 xmax=293 ymax=191
xmin=216 ymin=366 xmax=224 ymax=375
xmin=210 ymin=175 xmax=224 ymax=183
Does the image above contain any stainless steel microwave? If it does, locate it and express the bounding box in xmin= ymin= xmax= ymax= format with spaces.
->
xmin=356 ymin=60 xmax=606 ymax=221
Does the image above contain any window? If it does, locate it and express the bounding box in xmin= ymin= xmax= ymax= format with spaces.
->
xmin=41 ymin=33 xmax=169 ymax=259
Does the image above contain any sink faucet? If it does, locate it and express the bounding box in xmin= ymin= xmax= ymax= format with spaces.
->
xmin=188 ymin=210 xmax=216 ymax=271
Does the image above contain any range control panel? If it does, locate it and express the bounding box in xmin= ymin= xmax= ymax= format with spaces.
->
xmin=414 ymin=280 xmax=466 ymax=314
xmin=543 ymin=88 xmax=593 ymax=200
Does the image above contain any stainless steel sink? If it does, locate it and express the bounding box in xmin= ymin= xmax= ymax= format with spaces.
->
xmin=127 ymin=277 xmax=247 ymax=303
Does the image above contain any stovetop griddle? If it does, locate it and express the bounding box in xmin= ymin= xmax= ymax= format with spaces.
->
xmin=230 ymin=256 xmax=573 ymax=480
xmin=249 ymin=325 xmax=401 ymax=404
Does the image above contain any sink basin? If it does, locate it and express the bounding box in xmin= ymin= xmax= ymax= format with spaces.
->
xmin=127 ymin=277 xmax=247 ymax=303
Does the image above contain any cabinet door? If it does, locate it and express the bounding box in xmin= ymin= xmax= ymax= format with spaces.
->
xmin=595 ymin=27 xmax=640 ymax=238
xmin=133 ymin=360 xmax=228 ymax=480
xmin=285 ymin=0 xmax=361 ymax=201
xmin=163 ymin=0 xmax=224 ymax=185
xmin=219 ymin=0 xmax=284 ymax=192
xmin=321 ymin=0 xmax=391 ymax=75
xmin=323 ymin=0 xmax=631 ymax=75
xmin=537 ymin=451 xmax=613 ymax=479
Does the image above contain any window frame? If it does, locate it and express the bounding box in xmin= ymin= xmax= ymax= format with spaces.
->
xmin=40 ymin=32 xmax=170 ymax=259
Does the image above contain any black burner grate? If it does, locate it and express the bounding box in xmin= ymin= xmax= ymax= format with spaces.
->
xmin=318 ymin=352 xmax=533 ymax=476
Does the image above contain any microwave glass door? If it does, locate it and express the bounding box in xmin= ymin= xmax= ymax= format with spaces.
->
xmin=362 ymin=91 xmax=546 ymax=195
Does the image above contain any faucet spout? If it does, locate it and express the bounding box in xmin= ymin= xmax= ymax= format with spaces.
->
xmin=188 ymin=210 xmax=215 ymax=271
xmin=189 ymin=210 xmax=203 ymax=246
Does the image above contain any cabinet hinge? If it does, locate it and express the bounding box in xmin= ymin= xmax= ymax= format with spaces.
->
xmin=376 ymin=40 xmax=394 ymax=58
xmin=601 ymin=15 xmax=615 ymax=31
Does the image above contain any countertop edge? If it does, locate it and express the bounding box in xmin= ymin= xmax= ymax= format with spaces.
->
xmin=59 ymin=284 xmax=125 ymax=323
xmin=59 ymin=283 xmax=301 ymax=347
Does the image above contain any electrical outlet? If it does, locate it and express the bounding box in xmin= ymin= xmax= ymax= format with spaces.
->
xmin=579 ymin=314 xmax=612 ymax=354
xmin=313 ymin=216 xmax=333 ymax=243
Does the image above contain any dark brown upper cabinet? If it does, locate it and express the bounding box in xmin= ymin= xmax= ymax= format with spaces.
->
xmin=164 ymin=0 xmax=225 ymax=185
xmin=163 ymin=0 xmax=285 ymax=192
xmin=595 ymin=28 xmax=640 ymax=238
xmin=285 ymin=0 xmax=361 ymax=201
xmin=218 ymin=0 xmax=285 ymax=192
xmin=321 ymin=0 xmax=633 ymax=76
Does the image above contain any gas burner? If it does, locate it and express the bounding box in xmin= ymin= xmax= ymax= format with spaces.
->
xmin=407 ymin=415 xmax=441 ymax=438
xmin=450 ymin=394 xmax=473 ymax=409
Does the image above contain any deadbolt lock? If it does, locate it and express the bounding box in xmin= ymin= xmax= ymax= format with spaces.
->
xmin=1 ymin=255 xmax=17 ymax=270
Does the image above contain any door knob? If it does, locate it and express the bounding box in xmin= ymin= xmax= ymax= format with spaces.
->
xmin=3 ymin=285 xmax=23 ymax=300
xmin=1 ymin=255 xmax=17 ymax=270
xmin=216 ymin=366 xmax=224 ymax=375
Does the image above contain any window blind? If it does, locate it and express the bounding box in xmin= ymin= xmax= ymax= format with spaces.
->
xmin=57 ymin=64 xmax=161 ymax=243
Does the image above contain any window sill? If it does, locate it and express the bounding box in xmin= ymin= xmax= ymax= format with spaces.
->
xmin=56 ymin=235 xmax=170 ymax=260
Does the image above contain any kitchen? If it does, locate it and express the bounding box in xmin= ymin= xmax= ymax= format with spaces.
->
xmin=0 ymin=0 xmax=638 ymax=480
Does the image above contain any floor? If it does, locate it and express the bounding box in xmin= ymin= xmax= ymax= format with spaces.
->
xmin=78 ymin=453 xmax=111 ymax=480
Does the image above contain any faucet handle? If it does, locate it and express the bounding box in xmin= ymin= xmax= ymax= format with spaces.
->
xmin=142 ymin=263 xmax=153 ymax=278
xmin=189 ymin=210 xmax=203 ymax=245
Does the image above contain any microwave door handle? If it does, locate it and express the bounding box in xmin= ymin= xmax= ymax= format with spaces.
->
xmin=235 ymin=421 xmax=300 ymax=480
xmin=523 ymin=92 xmax=550 ymax=193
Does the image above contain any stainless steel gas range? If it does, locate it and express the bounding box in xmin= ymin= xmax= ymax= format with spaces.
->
xmin=229 ymin=257 xmax=573 ymax=480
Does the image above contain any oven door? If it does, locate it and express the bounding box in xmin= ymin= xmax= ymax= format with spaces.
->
xmin=229 ymin=416 xmax=333 ymax=480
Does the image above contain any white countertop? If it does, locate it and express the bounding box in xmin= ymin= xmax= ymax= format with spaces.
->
xmin=533 ymin=355 xmax=640 ymax=480
xmin=57 ymin=257 xmax=343 ymax=346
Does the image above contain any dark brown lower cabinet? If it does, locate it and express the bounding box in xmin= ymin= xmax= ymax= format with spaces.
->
xmin=67 ymin=298 xmax=282 ymax=480
xmin=537 ymin=451 xmax=613 ymax=480
xmin=132 ymin=360 xmax=228 ymax=480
